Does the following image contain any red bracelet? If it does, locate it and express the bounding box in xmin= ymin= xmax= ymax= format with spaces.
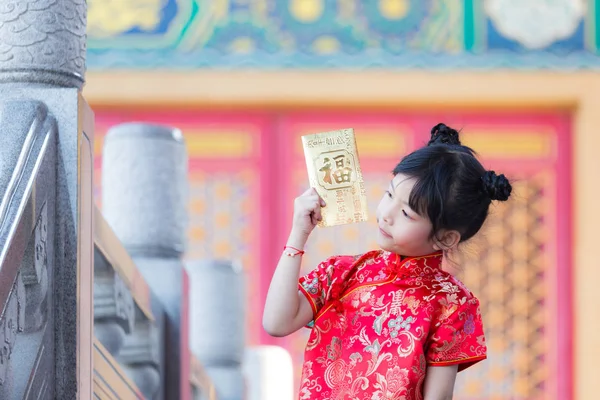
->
xmin=283 ymin=245 xmax=305 ymax=257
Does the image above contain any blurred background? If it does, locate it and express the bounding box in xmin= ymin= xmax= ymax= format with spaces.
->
xmin=84 ymin=1 xmax=599 ymax=399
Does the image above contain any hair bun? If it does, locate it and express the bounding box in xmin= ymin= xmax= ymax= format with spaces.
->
xmin=482 ymin=171 xmax=512 ymax=201
xmin=428 ymin=123 xmax=461 ymax=146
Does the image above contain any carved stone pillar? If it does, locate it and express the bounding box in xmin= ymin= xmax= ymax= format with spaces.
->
xmin=0 ymin=0 xmax=93 ymax=398
xmin=187 ymin=260 xmax=246 ymax=366
xmin=102 ymin=123 xmax=189 ymax=399
xmin=187 ymin=260 xmax=246 ymax=400
xmin=102 ymin=123 xmax=187 ymax=258
xmin=0 ymin=0 xmax=86 ymax=89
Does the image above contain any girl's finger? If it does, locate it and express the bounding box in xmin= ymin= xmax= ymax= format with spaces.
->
xmin=301 ymin=187 xmax=314 ymax=196
xmin=304 ymin=199 xmax=320 ymax=213
xmin=313 ymin=206 xmax=323 ymax=222
xmin=319 ymin=196 xmax=326 ymax=207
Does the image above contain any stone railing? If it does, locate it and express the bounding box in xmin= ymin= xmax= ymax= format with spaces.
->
xmin=0 ymin=0 xmax=291 ymax=397
xmin=93 ymin=205 xmax=159 ymax=398
xmin=97 ymin=122 xmax=300 ymax=400
xmin=94 ymin=123 xmax=220 ymax=400
xmin=0 ymin=0 xmax=94 ymax=394
xmin=93 ymin=204 xmax=218 ymax=399
xmin=0 ymin=101 xmax=58 ymax=399
xmin=0 ymin=105 xmax=222 ymax=399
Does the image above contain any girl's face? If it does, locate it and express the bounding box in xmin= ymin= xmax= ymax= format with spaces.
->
xmin=376 ymin=174 xmax=438 ymax=256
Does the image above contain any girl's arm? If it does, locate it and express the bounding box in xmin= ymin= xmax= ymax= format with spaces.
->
xmin=423 ymin=365 xmax=458 ymax=400
xmin=262 ymin=231 xmax=314 ymax=337
xmin=262 ymin=188 xmax=326 ymax=337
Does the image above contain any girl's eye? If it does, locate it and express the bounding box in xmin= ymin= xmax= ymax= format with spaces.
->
xmin=385 ymin=190 xmax=392 ymax=198
xmin=402 ymin=209 xmax=410 ymax=218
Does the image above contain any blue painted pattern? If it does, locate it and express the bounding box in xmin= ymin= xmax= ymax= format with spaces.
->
xmin=86 ymin=0 xmax=600 ymax=69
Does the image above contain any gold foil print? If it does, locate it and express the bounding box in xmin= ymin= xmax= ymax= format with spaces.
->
xmin=301 ymin=129 xmax=369 ymax=227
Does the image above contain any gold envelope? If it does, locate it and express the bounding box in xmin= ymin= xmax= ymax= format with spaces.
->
xmin=301 ymin=129 xmax=369 ymax=227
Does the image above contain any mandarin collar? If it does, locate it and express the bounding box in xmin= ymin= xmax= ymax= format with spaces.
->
xmin=381 ymin=251 xmax=443 ymax=277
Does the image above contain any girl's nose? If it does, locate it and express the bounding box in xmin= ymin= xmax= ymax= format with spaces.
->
xmin=381 ymin=208 xmax=393 ymax=226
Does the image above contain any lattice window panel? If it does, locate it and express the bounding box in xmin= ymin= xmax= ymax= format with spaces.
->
xmin=187 ymin=171 xmax=254 ymax=262
xmin=453 ymin=175 xmax=553 ymax=399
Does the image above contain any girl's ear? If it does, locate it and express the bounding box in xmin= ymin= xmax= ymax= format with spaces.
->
xmin=433 ymin=230 xmax=461 ymax=251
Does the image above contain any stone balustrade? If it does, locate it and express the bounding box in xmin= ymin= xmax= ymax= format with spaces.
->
xmin=93 ymin=206 xmax=163 ymax=398
xmin=0 ymin=0 xmax=273 ymax=397
xmin=92 ymin=123 xmax=222 ymax=399
xmin=0 ymin=107 xmax=229 ymax=399
xmin=0 ymin=100 xmax=58 ymax=399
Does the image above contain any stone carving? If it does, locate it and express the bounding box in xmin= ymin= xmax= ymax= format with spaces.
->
xmin=22 ymin=202 xmax=48 ymax=285
xmin=94 ymin=260 xmax=135 ymax=357
xmin=0 ymin=0 xmax=87 ymax=88
xmin=94 ymin=267 xmax=135 ymax=356
xmin=123 ymin=364 xmax=161 ymax=400
xmin=118 ymin=319 xmax=160 ymax=366
xmin=94 ymin=323 xmax=127 ymax=357
xmin=22 ymin=202 xmax=49 ymax=332
xmin=119 ymin=319 xmax=161 ymax=398
xmin=0 ymin=274 xmax=25 ymax=385
xmin=485 ymin=0 xmax=586 ymax=49
xmin=94 ymin=271 xmax=135 ymax=334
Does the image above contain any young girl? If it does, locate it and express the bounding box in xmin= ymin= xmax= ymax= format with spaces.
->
xmin=263 ymin=124 xmax=512 ymax=400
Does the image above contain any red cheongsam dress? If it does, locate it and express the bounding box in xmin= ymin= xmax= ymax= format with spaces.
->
xmin=297 ymin=250 xmax=486 ymax=400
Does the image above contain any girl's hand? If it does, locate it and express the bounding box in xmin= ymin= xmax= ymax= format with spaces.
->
xmin=263 ymin=188 xmax=325 ymax=338
xmin=291 ymin=188 xmax=326 ymax=238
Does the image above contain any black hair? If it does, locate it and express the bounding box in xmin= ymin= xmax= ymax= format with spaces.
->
xmin=393 ymin=123 xmax=512 ymax=242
